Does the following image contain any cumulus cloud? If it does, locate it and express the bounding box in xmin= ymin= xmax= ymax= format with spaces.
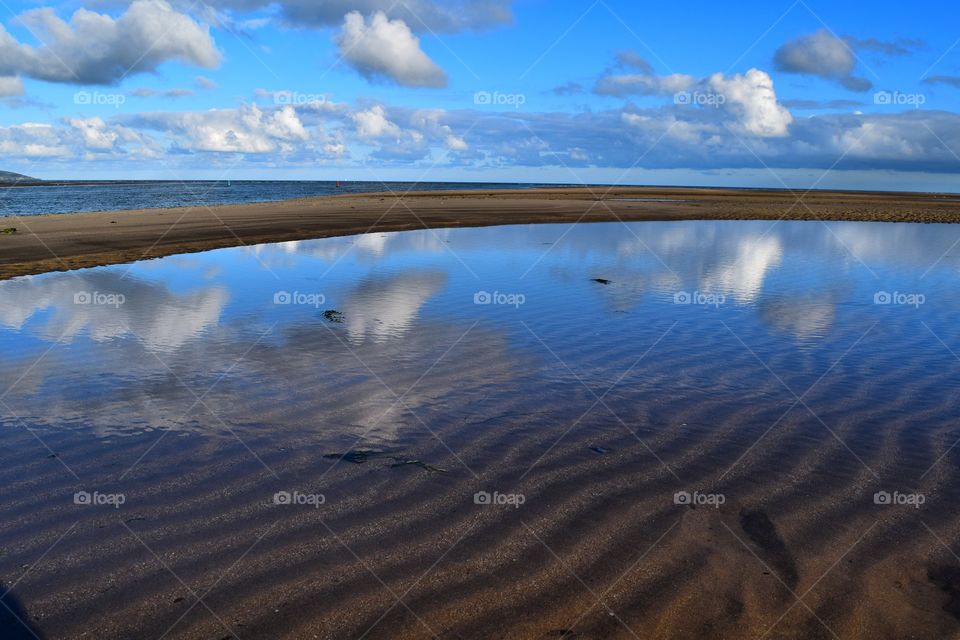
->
xmin=0 ymin=123 xmax=70 ymax=157
xmin=4 ymin=90 xmax=960 ymax=176
xmin=775 ymin=30 xmax=855 ymax=76
xmin=0 ymin=117 xmax=157 ymax=158
xmin=352 ymin=104 xmax=402 ymax=140
xmin=708 ymin=69 xmax=793 ymax=137
xmin=774 ymin=29 xmax=871 ymax=92
xmin=0 ymin=0 xmax=221 ymax=86
xmin=335 ymin=11 xmax=447 ymax=88
xmin=129 ymin=104 xmax=309 ymax=153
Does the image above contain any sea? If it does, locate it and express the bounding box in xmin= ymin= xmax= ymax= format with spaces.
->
xmin=0 ymin=180 xmax=568 ymax=217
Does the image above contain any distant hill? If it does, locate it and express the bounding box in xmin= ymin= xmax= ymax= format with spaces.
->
xmin=0 ymin=171 xmax=38 ymax=183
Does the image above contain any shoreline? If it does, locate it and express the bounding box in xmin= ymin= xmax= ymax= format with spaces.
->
xmin=2 ymin=185 xmax=960 ymax=280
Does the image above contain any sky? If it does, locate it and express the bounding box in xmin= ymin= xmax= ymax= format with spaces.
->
xmin=0 ymin=0 xmax=958 ymax=190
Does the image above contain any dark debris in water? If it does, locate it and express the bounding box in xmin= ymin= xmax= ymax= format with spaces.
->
xmin=322 ymin=309 xmax=345 ymax=323
xmin=928 ymin=564 xmax=960 ymax=620
xmin=322 ymin=450 xmax=448 ymax=472
xmin=590 ymin=446 xmax=609 ymax=455
xmin=590 ymin=278 xmax=612 ymax=285
xmin=388 ymin=458 xmax=448 ymax=473
xmin=323 ymin=450 xmax=381 ymax=464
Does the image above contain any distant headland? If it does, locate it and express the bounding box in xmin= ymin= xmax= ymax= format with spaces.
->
xmin=0 ymin=171 xmax=38 ymax=183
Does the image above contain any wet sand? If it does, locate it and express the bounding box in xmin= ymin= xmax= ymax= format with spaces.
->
xmin=3 ymin=405 xmax=959 ymax=639
xmin=2 ymin=308 xmax=960 ymax=639
xmin=2 ymin=185 xmax=960 ymax=280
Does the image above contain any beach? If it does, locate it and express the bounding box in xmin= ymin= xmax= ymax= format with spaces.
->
xmin=2 ymin=217 xmax=960 ymax=639
xmin=3 ymin=186 xmax=960 ymax=280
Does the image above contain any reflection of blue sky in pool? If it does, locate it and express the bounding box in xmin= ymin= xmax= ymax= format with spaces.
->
xmin=1 ymin=221 xmax=959 ymax=447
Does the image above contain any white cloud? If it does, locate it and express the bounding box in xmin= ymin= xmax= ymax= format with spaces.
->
xmin=0 ymin=0 xmax=221 ymax=85
xmin=336 ymin=11 xmax=447 ymax=88
xmin=68 ymin=117 xmax=122 ymax=150
xmin=4 ymin=91 xmax=960 ymax=177
xmin=352 ymin=104 xmax=402 ymax=139
xmin=0 ymin=76 xmax=23 ymax=97
xmin=131 ymin=104 xmax=309 ymax=153
xmin=708 ymin=69 xmax=793 ymax=137
xmin=445 ymin=135 xmax=468 ymax=150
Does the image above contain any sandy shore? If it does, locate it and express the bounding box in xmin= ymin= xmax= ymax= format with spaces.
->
xmin=2 ymin=186 xmax=960 ymax=279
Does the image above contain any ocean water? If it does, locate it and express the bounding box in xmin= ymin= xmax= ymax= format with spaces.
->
xmin=0 ymin=180 xmax=564 ymax=217
xmin=2 ymin=220 xmax=960 ymax=637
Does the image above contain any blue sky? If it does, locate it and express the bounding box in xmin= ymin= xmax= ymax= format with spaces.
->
xmin=0 ymin=0 xmax=958 ymax=190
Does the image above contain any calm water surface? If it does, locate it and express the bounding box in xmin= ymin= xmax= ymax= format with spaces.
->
xmin=1 ymin=220 xmax=958 ymax=451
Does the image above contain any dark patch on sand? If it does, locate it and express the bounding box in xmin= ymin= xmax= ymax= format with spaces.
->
xmin=739 ymin=508 xmax=799 ymax=589
xmin=323 ymin=450 xmax=381 ymax=464
xmin=388 ymin=458 xmax=448 ymax=473
xmin=927 ymin=564 xmax=960 ymax=620
xmin=0 ymin=583 xmax=45 ymax=640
